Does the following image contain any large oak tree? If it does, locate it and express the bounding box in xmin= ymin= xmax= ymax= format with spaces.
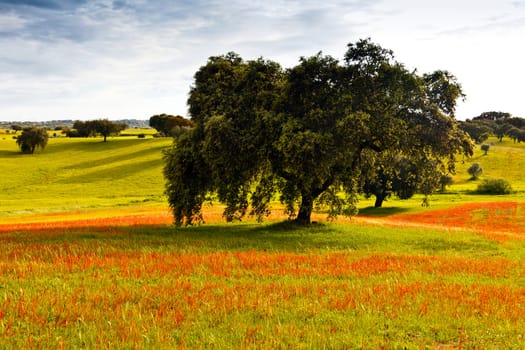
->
xmin=164 ymin=39 xmax=473 ymax=225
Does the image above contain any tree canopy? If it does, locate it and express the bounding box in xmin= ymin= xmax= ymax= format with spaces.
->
xmin=164 ymin=39 xmax=474 ymax=225
xmin=458 ymin=111 xmax=525 ymax=144
xmin=149 ymin=114 xmax=194 ymax=137
xmin=361 ymin=151 xmax=424 ymax=208
xmin=16 ymin=127 xmax=49 ymax=154
xmin=70 ymin=119 xmax=127 ymax=141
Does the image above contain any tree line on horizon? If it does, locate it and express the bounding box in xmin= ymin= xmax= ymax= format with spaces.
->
xmin=459 ymin=111 xmax=525 ymax=144
xmin=10 ymin=119 xmax=128 ymax=154
xmin=7 ymin=114 xmax=196 ymax=154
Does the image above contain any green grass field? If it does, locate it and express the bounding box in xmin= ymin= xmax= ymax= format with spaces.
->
xmin=2 ymin=135 xmax=525 ymax=348
xmin=1 ymin=134 xmax=525 ymax=218
xmin=0 ymin=135 xmax=172 ymax=219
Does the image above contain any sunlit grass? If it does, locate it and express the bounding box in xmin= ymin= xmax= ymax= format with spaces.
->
xmin=2 ymin=221 xmax=525 ymax=348
xmin=453 ymin=137 xmax=525 ymax=192
xmin=3 ymin=134 xmax=525 ymax=347
xmin=0 ymin=136 xmax=172 ymax=218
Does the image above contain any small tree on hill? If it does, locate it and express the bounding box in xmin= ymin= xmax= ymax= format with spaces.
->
xmin=71 ymin=120 xmax=95 ymax=137
xmin=362 ymin=152 xmax=427 ymax=208
xmin=70 ymin=119 xmax=127 ymax=141
xmin=481 ymin=144 xmax=490 ymax=155
xmin=16 ymin=127 xmax=48 ymax=154
xmin=92 ymin=119 xmax=127 ymax=142
xmin=467 ymin=163 xmax=483 ymax=179
xmin=439 ymin=174 xmax=454 ymax=192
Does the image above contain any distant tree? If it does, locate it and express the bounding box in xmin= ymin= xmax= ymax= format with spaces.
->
xmin=362 ymin=152 xmax=421 ymax=208
xmin=481 ymin=144 xmax=490 ymax=155
xmin=506 ymin=127 xmax=525 ymax=143
xmin=70 ymin=119 xmax=126 ymax=141
xmin=92 ymin=119 xmax=127 ymax=142
xmin=11 ymin=125 xmax=22 ymax=134
xmin=505 ymin=117 xmax=525 ymax=129
xmin=16 ymin=127 xmax=48 ymax=154
xmin=71 ymin=120 xmax=94 ymax=137
xmin=495 ymin=123 xmax=513 ymax=142
xmin=467 ymin=163 xmax=483 ymax=180
xmin=149 ymin=114 xmax=194 ymax=136
xmin=458 ymin=120 xmax=492 ymax=144
xmin=439 ymin=174 xmax=454 ymax=192
xmin=473 ymin=111 xmax=511 ymax=121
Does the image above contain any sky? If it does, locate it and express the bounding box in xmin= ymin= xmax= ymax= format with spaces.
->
xmin=1 ymin=0 xmax=524 ymax=122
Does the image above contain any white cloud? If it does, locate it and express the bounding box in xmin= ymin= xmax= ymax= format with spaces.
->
xmin=0 ymin=12 xmax=27 ymax=32
xmin=1 ymin=0 xmax=525 ymax=121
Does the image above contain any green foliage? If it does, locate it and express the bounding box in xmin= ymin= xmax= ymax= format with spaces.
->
xmin=474 ymin=178 xmax=513 ymax=195
xmin=439 ymin=174 xmax=454 ymax=192
xmin=467 ymin=162 xmax=483 ymax=179
xmin=149 ymin=114 xmax=194 ymax=137
xmin=163 ymin=131 xmax=212 ymax=226
xmin=506 ymin=125 xmax=525 ymax=143
xmin=15 ymin=127 xmax=48 ymax=154
xmin=362 ymin=151 xmax=420 ymax=207
xmin=474 ymin=111 xmax=512 ymax=121
xmin=70 ymin=119 xmax=127 ymax=141
xmin=481 ymin=143 xmax=490 ymax=155
xmin=459 ymin=120 xmax=491 ymax=143
xmin=93 ymin=119 xmax=127 ymax=142
xmin=456 ymin=112 xmax=525 ymax=144
xmin=164 ymin=39 xmax=473 ymax=225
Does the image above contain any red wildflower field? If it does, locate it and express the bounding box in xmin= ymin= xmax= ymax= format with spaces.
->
xmin=1 ymin=201 xmax=525 ymax=348
xmin=372 ymin=201 xmax=525 ymax=242
xmin=0 ymin=214 xmax=172 ymax=234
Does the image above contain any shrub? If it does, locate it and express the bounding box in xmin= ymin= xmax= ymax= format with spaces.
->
xmin=66 ymin=129 xmax=81 ymax=137
xmin=475 ymin=178 xmax=513 ymax=195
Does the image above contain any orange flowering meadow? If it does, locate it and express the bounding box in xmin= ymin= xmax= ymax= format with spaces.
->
xmin=1 ymin=223 xmax=525 ymax=348
xmin=360 ymin=201 xmax=525 ymax=242
xmin=0 ymin=214 xmax=171 ymax=234
xmin=1 ymin=202 xmax=525 ymax=348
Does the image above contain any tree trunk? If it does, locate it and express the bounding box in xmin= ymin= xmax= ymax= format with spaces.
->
xmin=296 ymin=195 xmax=314 ymax=225
xmin=374 ymin=195 xmax=385 ymax=208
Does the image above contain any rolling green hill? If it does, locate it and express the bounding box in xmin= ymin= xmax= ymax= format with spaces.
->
xmin=1 ymin=133 xmax=525 ymax=221
xmin=454 ymin=138 xmax=525 ymax=191
xmin=0 ymin=135 xmax=172 ymax=218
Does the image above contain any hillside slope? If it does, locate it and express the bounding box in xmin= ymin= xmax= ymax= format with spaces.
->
xmin=0 ymin=136 xmax=172 ymax=219
xmin=1 ymin=135 xmax=525 ymax=224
